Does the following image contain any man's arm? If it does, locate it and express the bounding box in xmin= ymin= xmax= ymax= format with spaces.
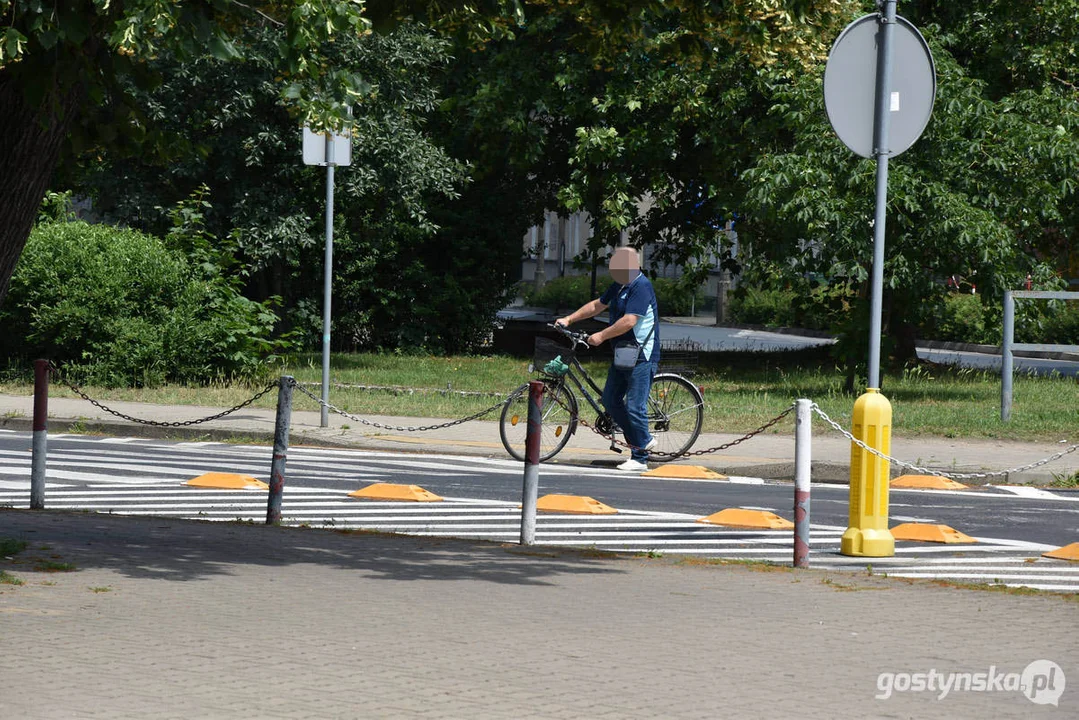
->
xmin=556 ymin=298 xmax=607 ymax=327
xmin=588 ymin=314 xmax=637 ymax=346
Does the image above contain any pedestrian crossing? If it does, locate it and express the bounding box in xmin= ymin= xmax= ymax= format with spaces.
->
xmin=0 ymin=431 xmax=1075 ymax=593
xmin=2 ymin=480 xmax=1076 ymax=592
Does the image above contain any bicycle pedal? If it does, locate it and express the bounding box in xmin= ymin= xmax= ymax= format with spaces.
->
xmin=609 ymin=443 xmax=623 ymax=454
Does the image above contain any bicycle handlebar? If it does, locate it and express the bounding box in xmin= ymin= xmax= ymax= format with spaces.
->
xmin=547 ymin=322 xmax=592 ymax=350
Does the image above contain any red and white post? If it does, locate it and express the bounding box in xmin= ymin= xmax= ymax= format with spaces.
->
xmin=793 ymin=399 xmax=812 ymax=567
xmin=519 ymin=380 xmax=544 ymax=545
xmin=30 ymin=359 xmax=49 ymax=509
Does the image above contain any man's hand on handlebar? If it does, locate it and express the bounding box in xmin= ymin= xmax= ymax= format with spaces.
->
xmin=548 ymin=322 xmax=593 ymax=349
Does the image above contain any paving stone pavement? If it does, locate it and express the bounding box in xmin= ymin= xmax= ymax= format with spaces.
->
xmin=1 ymin=509 xmax=1076 ymax=719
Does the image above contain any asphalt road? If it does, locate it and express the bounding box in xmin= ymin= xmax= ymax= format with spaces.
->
xmin=2 ymin=432 xmax=1075 ymax=549
xmin=917 ymin=346 xmax=1079 ymax=377
xmin=505 ymin=311 xmax=1079 ymax=376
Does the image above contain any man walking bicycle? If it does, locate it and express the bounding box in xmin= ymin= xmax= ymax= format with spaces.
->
xmin=556 ymin=247 xmax=660 ymax=471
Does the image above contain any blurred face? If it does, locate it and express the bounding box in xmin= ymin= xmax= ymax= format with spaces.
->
xmin=609 ymin=247 xmax=640 ymax=285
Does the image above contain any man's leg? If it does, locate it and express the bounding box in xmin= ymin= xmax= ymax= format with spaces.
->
xmin=602 ymin=364 xmax=631 ymax=436
xmin=624 ymin=361 xmax=657 ymax=461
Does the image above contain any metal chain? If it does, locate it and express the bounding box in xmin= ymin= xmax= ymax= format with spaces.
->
xmin=810 ymin=403 xmax=1079 ymax=480
xmin=297 ymin=380 xmax=508 ymax=399
xmin=558 ymin=388 xmax=794 ymax=459
xmin=292 ymin=381 xmax=512 ymax=432
xmin=48 ymin=364 xmax=281 ymax=428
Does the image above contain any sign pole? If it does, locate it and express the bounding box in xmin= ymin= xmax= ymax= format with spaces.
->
xmin=867 ymin=0 xmax=897 ymax=389
xmin=824 ymin=3 xmax=933 ymax=559
xmin=841 ymin=1 xmax=898 ymax=558
xmin=321 ymin=134 xmax=335 ymax=428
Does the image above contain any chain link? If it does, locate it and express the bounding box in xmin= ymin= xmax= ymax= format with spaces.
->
xmin=48 ymin=363 xmax=281 ymax=428
xmin=810 ymin=403 xmax=1079 ymax=480
xmin=292 ymin=381 xmax=512 ymax=432
xmin=51 ymin=356 xmax=1072 ymax=479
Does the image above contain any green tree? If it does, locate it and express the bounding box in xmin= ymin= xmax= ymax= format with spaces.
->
xmin=73 ymin=22 xmax=485 ymax=352
xmin=740 ymin=24 xmax=1078 ymax=384
xmin=437 ymin=1 xmax=858 ymax=292
xmin=0 ymin=0 xmax=392 ymax=306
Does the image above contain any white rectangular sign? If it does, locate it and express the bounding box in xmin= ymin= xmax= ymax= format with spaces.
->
xmin=302 ymin=126 xmax=352 ymax=166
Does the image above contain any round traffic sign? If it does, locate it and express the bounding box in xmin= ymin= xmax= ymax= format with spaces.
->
xmin=824 ymin=14 xmax=936 ymax=159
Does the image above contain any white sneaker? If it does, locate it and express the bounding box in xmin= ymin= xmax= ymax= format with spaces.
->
xmin=623 ymin=436 xmax=658 ymax=452
xmin=617 ymin=459 xmax=649 ymax=472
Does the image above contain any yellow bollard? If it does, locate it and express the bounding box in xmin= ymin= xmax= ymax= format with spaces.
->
xmin=841 ymin=388 xmax=895 ymax=557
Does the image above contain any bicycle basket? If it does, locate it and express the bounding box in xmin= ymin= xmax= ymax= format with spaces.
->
xmin=657 ymin=339 xmax=700 ymax=376
xmin=533 ymin=336 xmax=574 ymax=375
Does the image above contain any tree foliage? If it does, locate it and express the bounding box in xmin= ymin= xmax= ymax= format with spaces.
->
xmin=739 ymin=13 xmax=1079 ymax=374
xmin=439 ymin=1 xmax=859 ymax=288
xmin=76 ymin=22 xmax=495 ymax=352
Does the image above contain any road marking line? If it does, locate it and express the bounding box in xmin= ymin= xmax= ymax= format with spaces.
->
xmin=872 ymin=565 xmax=1079 ymax=573
xmin=997 ymin=485 xmax=1068 ymax=499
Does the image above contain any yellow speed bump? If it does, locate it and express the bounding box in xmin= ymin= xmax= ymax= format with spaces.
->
xmin=185 ymin=472 xmax=269 ymax=490
xmin=890 ymin=474 xmax=968 ymax=490
xmin=697 ymin=508 xmax=794 ymax=530
xmin=536 ymin=494 xmax=617 ymax=515
xmin=1043 ymin=543 xmax=1079 ymax=562
xmin=890 ymin=523 xmax=976 ymax=544
xmin=349 ymin=483 xmax=443 ymax=502
xmin=642 ymin=465 xmax=726 ymax=480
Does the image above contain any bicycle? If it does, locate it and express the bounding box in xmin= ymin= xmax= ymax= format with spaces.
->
xmin=499 ymin=323 xmax=705 ymax=463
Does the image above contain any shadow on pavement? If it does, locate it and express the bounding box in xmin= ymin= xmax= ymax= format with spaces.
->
xmin=0 ymin=508 xmax=626 ymax=586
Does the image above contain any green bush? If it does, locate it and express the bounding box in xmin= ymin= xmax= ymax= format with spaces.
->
xmin=522 ymin=274 xmax=703 ymax=316
xmin=1041 ymin=302 xmax=1079 ymax=344
xmin=934 ymin=293 xmax=990 ymax=343
xmin=1016 ymin=299 xmax=1079 ymax=345
xmin=522 ymin=275 xmax=597 ymax=311
xmin=0 ymin=221 xmax=288 ymax=386
xmin=730 ymin=286 xmax=798 ymax=327
xmin=649 ymin=277 xmax=704 ymax=317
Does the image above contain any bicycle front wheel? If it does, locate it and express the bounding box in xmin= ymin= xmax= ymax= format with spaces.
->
xmin=499 ymin=381 xmax=578 ymax=462
xmin=648 ymin=373 xmax=704 ymax=460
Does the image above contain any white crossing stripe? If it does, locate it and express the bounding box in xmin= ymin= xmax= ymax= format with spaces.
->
xmin=2 ymin=433 xmax=1076 ymax=593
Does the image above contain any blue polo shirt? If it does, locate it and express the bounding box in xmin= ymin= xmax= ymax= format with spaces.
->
xmin=600 ymin=273 xmax=660 ymax=363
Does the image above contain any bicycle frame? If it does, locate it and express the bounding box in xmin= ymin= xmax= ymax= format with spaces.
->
xmin=551 ymin=354 xmax=607 ymax=418
xmin=540 ymin=348 xmax=669 ymax=427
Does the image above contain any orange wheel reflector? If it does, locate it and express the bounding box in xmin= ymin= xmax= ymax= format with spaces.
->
xmin=511 ymin=415 xmax=519 ymax=426
xmin=660 ymin=389 xmax=667 ymax=398
xmin=555 ymin=426 xmax=563 ymax=437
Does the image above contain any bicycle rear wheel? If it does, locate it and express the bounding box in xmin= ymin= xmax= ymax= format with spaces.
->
xmin=499 ymin=381 xmax=578 ymax=462
xmin=647 ymin=373 xmax=704 ymax=460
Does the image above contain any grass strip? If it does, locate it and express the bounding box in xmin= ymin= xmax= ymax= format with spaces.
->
xmin=0 ymin=349 xmax=1075 ymax=442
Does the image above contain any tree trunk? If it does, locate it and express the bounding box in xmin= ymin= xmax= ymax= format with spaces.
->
xmin=0 ymin=73 xmax=82 ymax=307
